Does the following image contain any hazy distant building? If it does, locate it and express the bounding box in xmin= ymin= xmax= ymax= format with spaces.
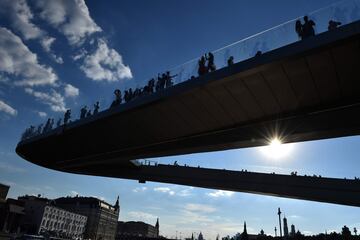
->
xmin=0 ymin=198 xmax=25 ymax=234
xmin=0 ymin=184 xmax=25 ymax=234
xmin=198 ymin=232 xmax=204 ymax=240
xmin=18 ymin=195 xmax=87 ymax=239
xmin=56 ymin=196 xmax=120 ymax=240
xmin=0 ymin=183 xmax=9 ymax=200
xmin=116 ymin=219 xmax=159 ymax=240
xmin=290 ymin=224 xmax=296 ymax=237
xmin=283 ymin=217 xmax=289 ymax=237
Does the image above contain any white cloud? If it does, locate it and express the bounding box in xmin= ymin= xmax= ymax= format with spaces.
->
xmin=37 ymin=111 xmax=47 ymax=118
xmin=133 ymin=187 xmax=147 ymax=193
xmin=0 ymin=27 xmax=58 ymax=86
xmin=25 ymin=88 xmax=66 ymax=112
xmin=0 ymin=162 xmax=26 ymax=173
xmin=184 ymin=203 xmax=216 ymax=213
xmin=0 ymin=0 xmax=44 ymax=40
xmin=154 ymin=187 xmax=175 ymax=196
xmin=207 ymin=190 xmax=235 ymax=198
xmin=64 ymin=84 xmax=79 ymax=98
xmin=70 ymin=190 xmax=79 ymax=196
xmin=0 ymin=100 xmax=17 ymax=116
xmin=177 ymin=188 xmax=192 ymax=197
xmin=40 ymin=37 xmax=64 ymax=64
xmin=0 ymin=0 xmax=62 ymax=63
xmin=40 ymin=36 xmax=56 ymax=52
xmin=127 ymin=211 xmax=157 ymax=221
xmin=52 ymin=55 xmax=64 ymax=64
xmin=72 ymin=49 xmax=88 ymax=61
xmin=36 ymin=0 xmax=102 ymax=45
xmin=40 ymin=37 xmax=63 ymax=63
xmin=80 ymin=39 xmax=132 ymax=82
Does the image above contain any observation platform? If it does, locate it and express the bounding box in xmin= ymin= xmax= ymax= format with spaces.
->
xmin=17 ymin=20 xmax=360 ymax=168
xmin=16 ymin=19 xmax=360 ymax=206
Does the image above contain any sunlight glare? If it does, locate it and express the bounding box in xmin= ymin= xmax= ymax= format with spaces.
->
xmin=259 ymin=138 xmax=294 ymax=160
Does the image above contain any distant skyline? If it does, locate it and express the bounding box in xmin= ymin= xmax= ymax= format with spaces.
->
xmin=1 ymin=0 xmax=360 ymax=239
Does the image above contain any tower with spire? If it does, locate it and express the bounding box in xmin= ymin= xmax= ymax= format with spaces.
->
xmin=283 ymin=216 xmax=289 ymax=238
xmin=113 ymin=195 xmax=120 ymax=219
xmin=114 ymin=195 xmax=120 ymax=212
xmin=290 ymin=224 xmax=296 ymax=237
xmin=277 ymin=208 xmax=283 ymax=237
xmin=155 ymin=218 xmax=159 ymax=237
xmin=241 ymin=221 xmax=248 ymax=240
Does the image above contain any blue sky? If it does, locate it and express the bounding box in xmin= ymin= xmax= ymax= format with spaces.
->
xmin=1 ymin=0 xmax=360 ymax=239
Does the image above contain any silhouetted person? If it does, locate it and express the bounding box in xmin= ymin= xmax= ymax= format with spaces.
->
xmin=21 ymin=125 xmax=35 ymax=139
xmin=295 ymin=20 xmax=303 ymax=39
xmin=302 ymin=16 xmax=315 ymax=38
xmin=56 ymin=118 xmax=62 ymax=127
xmin=227 ymin=56 xmax=234 ymax=66
xmin=160 ymin=73 xmax=166 ymax=89
xmin=37 ymin=124 xmax=43 ymax=135
xmin=93 ymin=101 xmax=100 ymax=114
xmin=64 ymin=109 xmax=71 ymax=125
xmin=328 ymin=20 xmax=341 ymax=30
xmin=49 ymin=118 xmax=54 ymax=130
xmin=255 ymin=51 xmax=262 ymax=57
xmin=111 ymin=89 xmax=122 ymax=107
xmin=27 ymin=125 xmax=35 ymax=138
xmin=128 ymin=88 xmax=133 ymax=100
xmin=43 ymin=118 xmax=51 ymax=133
xmin=115 ymin=89 xmax=122 ymax=104
xmin=86 ymin=110 xmax=92 ymax=117
xmin=198 ymin=56 xmax=208 ymax=76
xmin=80 ymin=106 xmax=87 ymax=119
xmin=124 ymin=90 xmax=130 ymax=103
xmin=165 ymin=71 xmax=177 ymax=88
xmin=134 ymin=88 xmax=141 ymax=98
xmin=206 ymin=52 xmax=216 ymax=72
xmin=148 ymin=78 xmax=155 ymax=93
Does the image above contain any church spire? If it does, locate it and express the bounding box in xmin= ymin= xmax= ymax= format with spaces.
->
xmin=155 ymin=218 xmax=159 ymax=237
xmin=243 ymin=221 xmax=247 ymax=234
xmin=155 ymin=218 xmax=159 ymax=229
xmin=114 ymin=195 xmax=120 ymax=210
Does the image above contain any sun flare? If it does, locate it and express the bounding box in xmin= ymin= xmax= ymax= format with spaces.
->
xmin=259 ymin=138 xmax=294 ymax=159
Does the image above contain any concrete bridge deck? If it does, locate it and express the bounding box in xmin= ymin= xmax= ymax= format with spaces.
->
xmin=15 ymin=20 xmax=360 ymax=207
xmin=69 ymin=163 xmax=360 ymax=207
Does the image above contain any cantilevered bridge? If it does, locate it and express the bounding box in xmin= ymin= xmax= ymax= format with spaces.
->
xmin=16 ymin=17 xmax=360 ymax=206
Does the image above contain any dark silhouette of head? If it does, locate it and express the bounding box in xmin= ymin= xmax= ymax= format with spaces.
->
xmin=304 ymin=16 xmax=309 ymax=22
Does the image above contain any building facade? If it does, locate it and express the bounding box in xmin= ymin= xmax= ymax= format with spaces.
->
xmin=0 ymin=198 xmax=25 ymax=234
xmin=0 ymin=183 xmax=25 ymax=235
xmin=0 ymin=183 xmax=9 ymax=200
xmin=18 ymin=195 xmax=87 ymax=239
xmin=38 ymin=205 xmax=87 ymax=238
xmin=116 ymin=219 xmax=159 ymax=240
xmin=56 ymin=196 xmax=120 ymax=240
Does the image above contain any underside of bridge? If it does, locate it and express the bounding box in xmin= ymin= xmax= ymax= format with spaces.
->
xmin=16 ymin=20 xmax=360 ymax=207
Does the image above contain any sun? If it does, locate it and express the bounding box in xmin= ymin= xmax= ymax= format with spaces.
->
xmin=259 ymin=138 xmax=294 ymax=159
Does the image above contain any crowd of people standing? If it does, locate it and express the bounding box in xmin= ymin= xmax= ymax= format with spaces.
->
xmin=21 ymin=15 xmax=344 ymax=141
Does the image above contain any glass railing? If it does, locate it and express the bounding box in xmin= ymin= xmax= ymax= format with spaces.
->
xmin=20 ymin=0 xmax=360 ymax=142
xmin=105 ymin=0 xmax=360 ymax=100
xmin=165 ymin=0 xmax=360 ymax=85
